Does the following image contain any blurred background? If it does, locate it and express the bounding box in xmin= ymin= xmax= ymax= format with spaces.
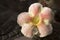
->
xmin=0 ymin=0 xmax=60 ymax=40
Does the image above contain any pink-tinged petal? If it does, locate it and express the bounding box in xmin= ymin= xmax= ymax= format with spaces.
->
xmin=17 ymin=12 xmax=32 ymax=26
xmin=44 ymin=19 xmax=50 ymax=25
xmin=21 ymin=23 xmax=34 ymax=38
xmin=39 ymin=7 xmax=52 ymax=20
xmin=37 ymin=23 xmax=53 ymax=37
xmin=28 ymin=3 xmax=43 ymax=17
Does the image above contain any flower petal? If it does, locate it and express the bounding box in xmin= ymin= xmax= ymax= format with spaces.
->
xmin=28 ymin=3 xmax=43 ymax=17
xmin=44 ymin=19 xmax=50 ymax=25
xmin=17 ymin=12 xmax=32 ymax=26
xmin=39 ymin=7 xmax=52 ymax=20
xmin=37 ymin=23 xmax=53 ymax=37
xmin=21 ymin=23 xmax=34 ymax=38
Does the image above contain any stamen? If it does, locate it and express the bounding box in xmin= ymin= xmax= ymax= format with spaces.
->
xmin=32 ymin=15 xmax=39 ymax=25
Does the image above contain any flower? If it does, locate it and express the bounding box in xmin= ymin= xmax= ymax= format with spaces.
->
xmin=17 ymin=3 xmax=53 ymax=38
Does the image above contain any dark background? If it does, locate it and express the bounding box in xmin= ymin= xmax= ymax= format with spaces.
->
xmin=0 ymin=0 xmax=60 ymax=40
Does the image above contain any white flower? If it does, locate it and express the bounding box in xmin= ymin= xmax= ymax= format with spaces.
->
xmin=17 ymin=3 xmax=53 ymax=38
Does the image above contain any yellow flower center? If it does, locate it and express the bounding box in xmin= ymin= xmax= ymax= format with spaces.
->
xmin=32 ymin=15 xmax=40 ymax=25
xmin=29 ymin=14 xmax=43 ymax=27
